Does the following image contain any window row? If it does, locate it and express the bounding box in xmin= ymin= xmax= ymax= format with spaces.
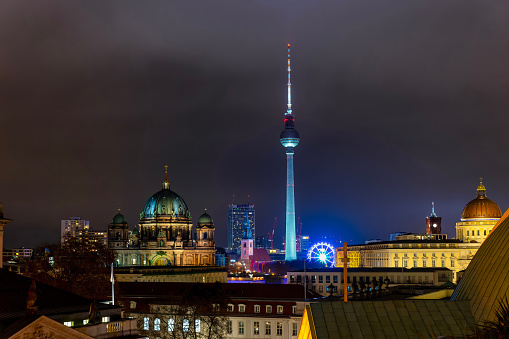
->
xmin=143 ymin=317 xmax=200 ymax=333
xmin=466 ymin=229 xmax=490 ymax=237
xmin=226 ymin=304 xmax=294 ymax=314
xmin=227 ymin=320 xmax=298 ymax=336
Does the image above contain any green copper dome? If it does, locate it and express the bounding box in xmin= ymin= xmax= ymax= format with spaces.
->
xmin=112 ymin=212 xmax=127 ymax=224
xmin=198 ymin=210 xmax=213 ymax=226
xmin=142 ymin=188 xmax=190 ymax=219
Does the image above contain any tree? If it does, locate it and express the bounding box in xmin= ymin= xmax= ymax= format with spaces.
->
xmin=24 ymin=236 xmax=116 ymax=300
xmin=133 ymin=282 xmax=231 ymax=339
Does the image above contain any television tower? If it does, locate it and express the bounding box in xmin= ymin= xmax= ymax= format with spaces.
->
xmin=280 ymin=44 xmax=300 ymax=261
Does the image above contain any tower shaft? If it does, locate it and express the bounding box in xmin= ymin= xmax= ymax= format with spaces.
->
xmin=285 ymin=148 xmax=297 ymax=260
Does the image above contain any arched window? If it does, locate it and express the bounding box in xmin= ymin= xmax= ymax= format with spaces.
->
xmin=203 ymin=232 xmax=208 ymax=239
xmin=168 ymin=318 xmax=174 ymax=332
xmin=183 ymin=319 xmax=189 ymax=332
xmin=154 ymin=318 xmax=160 ymax=331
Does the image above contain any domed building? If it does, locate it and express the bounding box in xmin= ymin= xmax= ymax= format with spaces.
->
xmin=110 ymin=168 xmax=216 ymax=268
xmin=456 ymin=180 xmax=501 ymax=243
xmin=108 ymin=210 xmax=129 ymax=249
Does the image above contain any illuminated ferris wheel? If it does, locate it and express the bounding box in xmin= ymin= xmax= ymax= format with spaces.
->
xmin=307 ymin=242 xmax=335 ymax=268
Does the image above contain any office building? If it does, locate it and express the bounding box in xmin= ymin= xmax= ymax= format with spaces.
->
xmin=227 ymin=204 xmax=255 ymax=252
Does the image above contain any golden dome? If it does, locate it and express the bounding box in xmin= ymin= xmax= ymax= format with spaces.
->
xmin=461 ymin=180 xmax=501 ymax=220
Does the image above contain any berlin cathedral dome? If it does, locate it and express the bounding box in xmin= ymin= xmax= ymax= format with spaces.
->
xmin=141 ymin=184 xmax=190 ymax=220
xmin=461 ymin=181 xmax=501 ymax=220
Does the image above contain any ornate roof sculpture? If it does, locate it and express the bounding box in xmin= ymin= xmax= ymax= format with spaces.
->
xmin=451 ymin=207 xmax=509 ymax=323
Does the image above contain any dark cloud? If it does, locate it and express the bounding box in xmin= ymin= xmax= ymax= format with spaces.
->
xmin=2 ymin=0 xmax=509 ymax=249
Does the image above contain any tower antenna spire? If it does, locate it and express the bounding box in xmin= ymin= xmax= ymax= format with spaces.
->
xmin=287 ymin=43 xmax=292 ymax=115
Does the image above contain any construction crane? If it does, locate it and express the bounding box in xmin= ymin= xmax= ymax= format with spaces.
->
xmin=268 ymin=217 xmax=277 ymax=249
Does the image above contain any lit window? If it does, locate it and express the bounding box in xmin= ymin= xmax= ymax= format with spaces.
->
xmin=265 ymin=322 xmax=271 ymax=335
xmin=277 ymin=305 xmax=284 ymax=314
xmin=239 ymin=321 xmax=244 ymax=334
xmin=195 ymin=319 xmax=201 ymax=333
xmin=154 ymin=318 xmax=160 ymax=331
xmin=129 ymin=301 xmax=136 ymax=309
xmin=293 ymin=322 xmax=298 ymax=336
xmin=183 ymin=319 xmax=189 ymax=332
xmin=102 ymin=316 xmax=110 ymax=323
xmin=64 ymin=321 xmax=73 ymax=327
xmin=254 ymin=304 xmax=260 ymax=313
xmin=277 ymin=322 xmax=283 ymax=336
xmin=83 ymin=319 xmax=89 ymax=325
xmin=168 ymin=318 xmax=174 ymax=332
xmin=239 ymin=304 xmax=246 ymax=312
xmin=266 ymin=305 xmax=272 ymax=313
xmin=254 ymin=321 xmax=260 ymax=335
xmin=143 ymin=317 xmax=149 ymax=330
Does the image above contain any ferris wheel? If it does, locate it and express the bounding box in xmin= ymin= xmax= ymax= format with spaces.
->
xmin=307 ymin=242 xmax=335 ymax=268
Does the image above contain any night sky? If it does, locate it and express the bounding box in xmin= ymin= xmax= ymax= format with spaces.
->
xmin=2 ymin=1 xmax=509 ymax=249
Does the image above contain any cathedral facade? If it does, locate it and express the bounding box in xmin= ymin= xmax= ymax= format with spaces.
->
xmin=108 ymin=169 xmax=215 ymax=267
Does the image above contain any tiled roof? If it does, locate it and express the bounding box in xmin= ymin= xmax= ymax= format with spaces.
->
xmin=307 ymin=300 xmax=476 ymax=339
xmin=0 ymin=269 xmax=119 ymax=322
xmin=451 ymin=207 xmax=509 ymax=323
xmin=118 ymin=282 xmax=322 ymax=301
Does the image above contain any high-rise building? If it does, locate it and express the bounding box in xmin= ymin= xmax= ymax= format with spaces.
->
xmin=227 ymin=204 xmax=255 ymax=252
xmin=61 ymin=217 xmax=90 ymax=242
xmin=280 ymin=44 xmax=300 ymax=261
xmin=255 ymin=236 xmax=270 ymax=249
xmin=426 ymin=202 xmax=442 ymax=234
xmin=61 ymin=216 xmax=108 ymax=246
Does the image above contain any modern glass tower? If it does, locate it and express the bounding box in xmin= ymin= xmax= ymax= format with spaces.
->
xmin=227 ymin=204 xmax=255 ymax=252
xmin=280 ymin=44 xmax=300 ymax=261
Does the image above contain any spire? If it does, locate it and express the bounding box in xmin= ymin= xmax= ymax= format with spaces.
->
xmin=162 ymin=165 xmax=170 ymax=190
xmin=286 ymin=43 xmax=292 ymax=115
xmin=477 ymin=177 xmax=486 ymax=198
xmin=430 ymin=201 xmax=437 ymax=217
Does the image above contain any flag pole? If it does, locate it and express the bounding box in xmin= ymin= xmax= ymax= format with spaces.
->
xmin=111 ymin=262 xmax=115 ymax=305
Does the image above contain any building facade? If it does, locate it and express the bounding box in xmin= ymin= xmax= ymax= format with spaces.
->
xmin=336 ymin=181 xmax=501 ymax=283
xmin=288 ymin=267 xmax=452 ymax=296
xmin=118 ymin=282 xmax=319 ymax=339
xmin=227 ymin=204 xmax=255 ymax=253
xmin=110 ymin=168 xmax=216 ymax=268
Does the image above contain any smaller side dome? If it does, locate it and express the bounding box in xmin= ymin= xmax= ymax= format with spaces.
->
xmin=112 ymin=210 xmax=127 ymax=224
xmin=198 ymin=209 xmax=214 ymax=227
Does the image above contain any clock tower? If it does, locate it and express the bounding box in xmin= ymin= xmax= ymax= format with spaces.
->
xmin=426 ymin=202 xmax=442 ymax=235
